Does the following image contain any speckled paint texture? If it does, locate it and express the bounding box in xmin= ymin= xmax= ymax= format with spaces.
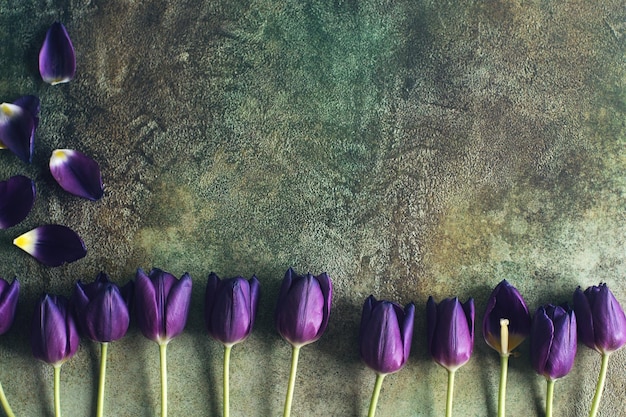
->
xmin=0 ymin=0 xmax=624 ymax=416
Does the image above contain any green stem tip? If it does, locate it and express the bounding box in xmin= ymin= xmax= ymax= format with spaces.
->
xmin=589 ymin=353 xmax=610 ymax=417
xmin=97 ymin=342 xmax=109 ymax=417
xmin=367 ymin=373 xmax=386 ymax=417
xmin=223 ymin=345 xmax=232 ymax=417
xmin=283 ymin=345 xmax=301 ymax=417
xmin=159 ymin=342 xmax=169 ymax=417
xmin=0 ymin=377 xmax=15 ymax=417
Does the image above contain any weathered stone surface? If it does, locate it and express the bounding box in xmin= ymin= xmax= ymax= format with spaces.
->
xmin=0 ymin=0 xmax=624 ymax=415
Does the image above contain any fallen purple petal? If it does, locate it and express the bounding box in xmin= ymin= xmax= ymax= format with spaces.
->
xmin=13 ymin=225 xmax=87 ymax=267
xmin=49 ymin=149 xmax=104 ymax=200
xmin=39 ymin=22 xmax=76 ymax=85
xmin=0 ymin=175 xmax=36 ymax=229
xmin=13 ymin=95 xmax=40 ymax=129
xmin=0 ymin=102 xmax=36 ymax=163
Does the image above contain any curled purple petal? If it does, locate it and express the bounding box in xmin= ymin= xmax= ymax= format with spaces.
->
xmin=39 ymin=22 xmax=76 ymax=85
xmin=0 ymin=102 xmax=35 ymax=163
xmin=13 ymin=224 xmax=87 ymax=266
xmin=50 ymin=149 xmax=104 ymax=200
xmin=0 ymin=175 xmax=36 ymax=229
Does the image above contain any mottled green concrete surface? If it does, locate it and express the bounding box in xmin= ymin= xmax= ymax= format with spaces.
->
xmin=0 ymin=0 xmax=625 ymax=416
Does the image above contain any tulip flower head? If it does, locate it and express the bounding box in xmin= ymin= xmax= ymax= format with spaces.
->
xmin=275 ymin=268 xmax=332 ymax=348
xmin=31 ymin=294 xmax=79 ymax=366
xmin=0 ymin=277 xmax=20 ymax=335
xmin=531 ymin=304 xmax=577 ymax=381
xmin=483 ymin=280 xmax=531 ymax=355
xmin=205 ymin=273 xmax=260 ymax=347
xmin=134 ymin=268 xmax=192 ymax=345
xmin=71 ymin=272 xmax=132 ymax=343
xmin=360 ymin=295 xmax=415 ymax=375
xmin=427 ymin=296 xmax=474 ymax=372
xmin=573 ymin=283 xmax=626 ymax=355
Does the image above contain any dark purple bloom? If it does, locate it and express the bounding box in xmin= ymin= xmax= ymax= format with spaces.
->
xmin=0 ymin=175 xmax=36 ymax=229
xmin=134 ymin=268 xmax=192 ymax=345
xmin=0 ymin=102 xmax=36 ymax=163
xmin=427 ymin=296 xmax=474 ymax=371
xmin=71 ymin=272 xmax=132 ymax=343
xmin=49 ymin=149 xmax=104 ymax=200
xmin=359 ymin=295 xmax=415 ymax=375
xmin=573 ymin=283 xmax=626 ymax=354
xmin=530 ymin=304 xmax=577 ymax=381
xmin=13 ymin=224 xmax=87 ymax=266
xmin=275 ymin=268 xmax=332 ymax=347
xmin=0 ymin=277 xmax=19 ymax=335
xmin=39 ymin=22 xmax=76 ymax=85
xmin=205 ymin=273 xmax=260 ymax=347
xmin=31 ymin=294 xmax=79 ymax=366
xmin=483 ymin=280 xmax=531 ymax=355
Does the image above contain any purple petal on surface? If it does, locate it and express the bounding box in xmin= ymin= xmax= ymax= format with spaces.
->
xmin=0 ymin=278 xmax=20 ymax=335
xmin=0 ymin=175 xmax=36 ymax=229
xmin=13 ymin=224 xmax=87 ymax=267
xmin=39 ymin=22 xmax=76 ymax=85
xmin=49 ymin=149 xmax=104 ymax=200
xmin=13 ymin=95 xmax=40 ymax=129
xmin=0 ymin=103 xmax=35 ymax=163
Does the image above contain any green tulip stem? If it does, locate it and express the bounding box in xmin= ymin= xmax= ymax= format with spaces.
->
xmin=53 ymin=364 xmax=62 ymax=417
xmin=545 ymin=379 xmax=555 ymax=417
xmin=223 ymin=345 xmax=232 ymax=417
xmin=367 ymin=373 xmax=386 ymax=417
xmin=589 ymin=352 xmax=610 ymax=417
xmin=96 ymin=342 xmax=109 ymax=417
xmin=446 ymin=369 xmax=456 ymax=417
xmin=0 ymin=378 xmax=15 ymax=417
xmin=159 ymin=342 xmax=169 ymax=417
xmin=283 ymin=345 xmax=301 ymax=417
xmin=498 ymin=318 xmax=510 ymax=417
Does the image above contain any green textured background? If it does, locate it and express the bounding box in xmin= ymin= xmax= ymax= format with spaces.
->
xmin=0 ymin=0 xmax=625 ymax=416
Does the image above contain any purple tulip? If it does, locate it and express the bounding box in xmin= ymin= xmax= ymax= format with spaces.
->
xmin=0 ymin=102 xmax=36 ymax=163
xmin=275 ymin=268 xmax=332 ymax=347
xmin=573 ymin=283 xmax=626 ymax=354
xmin=0 ymin=278 xmax=19 ymax=335
xmin=13 ymin=224 xmax=87 ymax=266
xmin=359 ymin=295 xmax=415 ymax=375
xmin=71 ymin=272 xmax=132 ymax=343
xmin=483 ymin=280 xmax=531 ymax=354
xmin=530 ymin=304 xmax=577 ymax=381
xmin=31 ymin=294 xmax=79 ymax=366
xmin=205 ymin=273 xmax=260 ymax=347
xmin=427 ymin=296 xmax=474 ymax=372
xmin=0 ymin=175 xmax=36 ymax=229
xmin=39 ymin=22 xmax=76 ymax=85
xmin=134 ymin=268 xmax=192 ymax=345
xmin=49 ymin=149 xmax=104 ymax=200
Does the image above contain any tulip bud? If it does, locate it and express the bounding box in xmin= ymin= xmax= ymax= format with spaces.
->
xmin=530 ymin=304 xmax=577 ymax=381
xmin=71 ymin=272 xmax=132 ymax=343
xmin=31 ymin=294 xmax=79 ymax=366
xmin=427 ymin=296 xmax=474 ymax=372
xmin=204 ymin=273 xmax=260 ymax=347
xmin=0 ymin=277 xmax=19 ymax=335
xmin=483 ymin=280 xmax=531 ymax=355
xmin=134 ymin=268 xmax=192 ymax=345
xmin=359 ymin=295 xmax=415 ymax=375
xmin=573 ymin=283 xmax=626 ymax=354
xmin=275 ymin=268 xmax=332 ymax=347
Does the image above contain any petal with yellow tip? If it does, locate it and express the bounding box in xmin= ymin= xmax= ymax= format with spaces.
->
xmin=0 ymin=102 xmax=35 ymax=163
xmin=14 ymin=225 xmax=86 ymax=266
xmin=50 ymin=149 xmax=104 ymax=200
